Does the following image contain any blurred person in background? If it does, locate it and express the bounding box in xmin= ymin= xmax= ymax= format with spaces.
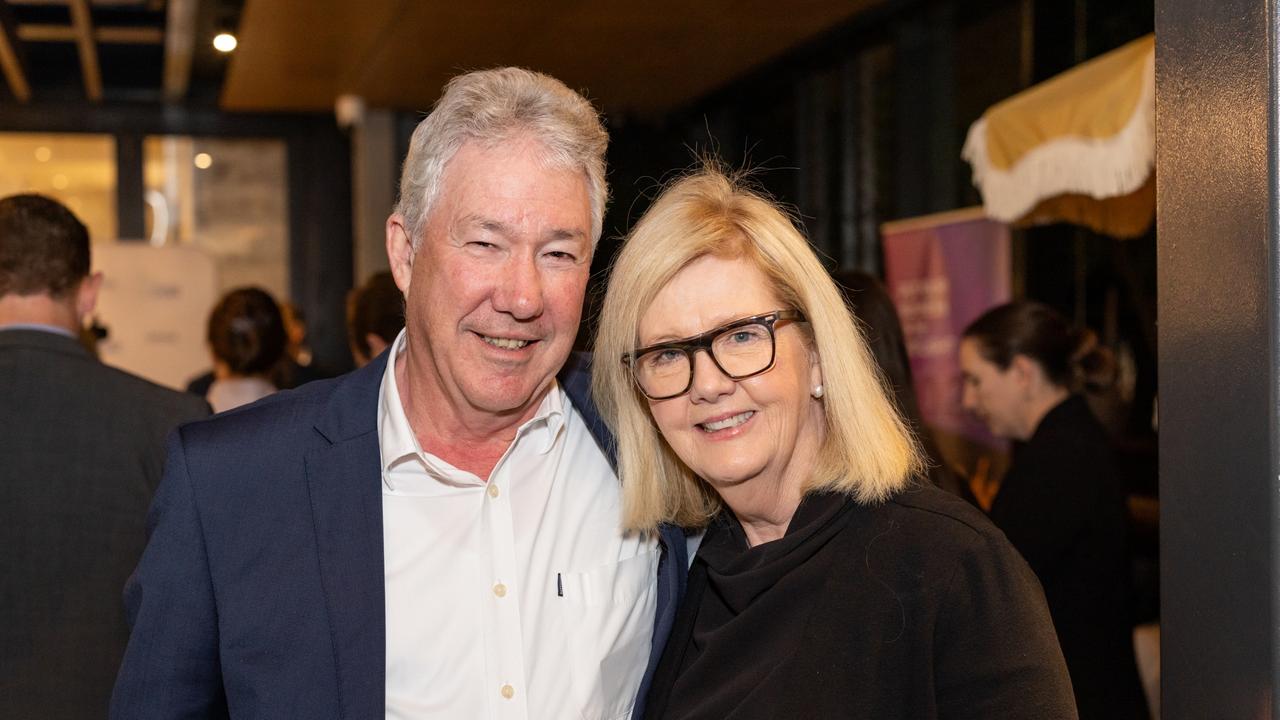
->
xmin=959 ymin=300 xmax=1147 ymax=720
xmin=0 ymin=194 xmax=209 ymax=718
xmin=833 ymin=269 xmax=975 ymax=504
xmin=185 ymin=296 xmax=329 ymax=397
xmin=205 ymin=286 xmax=288 ymax=413
xmin=595 ymin=169 xmax=1075 ymax=719
xmin=347 ymin=270 xmax=404 ymax=367
xmin=276 ymin=301 xmax=331 ymax=387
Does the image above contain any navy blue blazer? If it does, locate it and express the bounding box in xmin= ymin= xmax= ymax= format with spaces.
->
xmin=111 ymin=351 xmax=687 ymax=719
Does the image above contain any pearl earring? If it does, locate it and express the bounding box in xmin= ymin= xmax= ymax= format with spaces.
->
xmin=812 ymin=384 xmax=825 ymax=399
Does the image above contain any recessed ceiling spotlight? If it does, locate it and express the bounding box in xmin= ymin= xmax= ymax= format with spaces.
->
xmin=52 ymin=174 xmax=69 ymax=190
xmin=194 ymin=152 xmax=213 ymax=169
xmin=35 ymin=146 xmax=51 ymax=162
xmin=213 ymin=32 xmax=237 ymax=53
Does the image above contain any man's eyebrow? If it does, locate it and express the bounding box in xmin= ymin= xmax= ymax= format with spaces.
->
xmin=547 ymin=227 xmax=586 ymax=241
xmin=457 ymin=214 xmax=510 ymax=235
xmin=457 ymin=215 xmax=586 ymax=242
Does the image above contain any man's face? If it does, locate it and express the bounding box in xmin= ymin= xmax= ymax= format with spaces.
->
xmin=392 ymin=137 xmax=593 ymax=420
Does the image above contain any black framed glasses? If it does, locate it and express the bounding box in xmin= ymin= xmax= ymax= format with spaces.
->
xmin=622 ymin=310 xmax=807 ymax=400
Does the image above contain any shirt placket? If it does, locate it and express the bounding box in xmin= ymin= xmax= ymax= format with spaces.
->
xmin=483 ymin=437 xmax=530 ymax=720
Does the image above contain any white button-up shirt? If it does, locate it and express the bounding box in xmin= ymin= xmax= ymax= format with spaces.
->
xmin=379 ymin=331 xmax=659 ymax=719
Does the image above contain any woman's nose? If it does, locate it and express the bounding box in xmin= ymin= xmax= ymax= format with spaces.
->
xmin=688 ymin=349 xmax=735 ymax=403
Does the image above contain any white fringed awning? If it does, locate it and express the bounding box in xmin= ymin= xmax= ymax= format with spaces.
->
xmin=962 ymin=34 xmax=1155 ymax=238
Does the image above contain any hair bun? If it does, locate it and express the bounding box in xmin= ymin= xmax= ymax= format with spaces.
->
xmin=1070 ymin=327 xmax=1115 ymax=390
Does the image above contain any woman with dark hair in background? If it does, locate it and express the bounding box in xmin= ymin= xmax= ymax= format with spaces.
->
xmin=834 ymin=270 xmax=975 ymax=504
xmin=205 ymin=286 xmax=287 ymax=413
xmin=959 ymin=301 xmax=1147 ymax=720
xmin=346 ymin=271 xmax=405 ymax=367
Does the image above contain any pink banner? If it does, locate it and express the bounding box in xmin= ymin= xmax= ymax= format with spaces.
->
xmin=881 ymin=208 xmax=1010 ymax=446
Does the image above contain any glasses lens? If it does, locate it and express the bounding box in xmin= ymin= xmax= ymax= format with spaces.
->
xmin=634 ymin=348 xmax=690 ymax=398
xmin=711 ymin=322 xmax=773 ymax=377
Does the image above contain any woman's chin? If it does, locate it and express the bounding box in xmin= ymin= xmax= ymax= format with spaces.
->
xmin=699 ymin=464 xmax=769 ymax=496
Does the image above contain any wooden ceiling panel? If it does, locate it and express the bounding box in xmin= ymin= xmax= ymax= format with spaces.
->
xmin=221 ymin=0 xmax=881 ymax=115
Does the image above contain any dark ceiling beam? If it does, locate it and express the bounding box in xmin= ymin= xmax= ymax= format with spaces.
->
xmin=163 ymin=0 xmax=196 ymax=102
xmin=67 ymin=0 xmax=102 ymax=101
xmin=9 ymin=0 xmax=154 ymax=6
xmin=0 ymin=1 xmax=30 ymax=102
xmin=19 ymin=24 xmax=165 ymax=43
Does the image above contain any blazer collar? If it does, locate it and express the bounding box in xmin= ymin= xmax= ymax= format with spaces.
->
xmin=312 ymin=349 xmax=388 ymax=444
xmin=0 ymin=326 xmax=91 ymax=357
xmin=558 ymin=352 xmax=618 ymax=470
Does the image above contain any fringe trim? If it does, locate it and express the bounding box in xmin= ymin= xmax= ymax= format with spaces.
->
xmin=961 ymin=50 xmax=1154 ymax=223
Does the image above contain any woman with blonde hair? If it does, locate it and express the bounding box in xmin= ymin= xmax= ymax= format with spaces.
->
xmin=594 ymin=167 xmax=1076 ymax=718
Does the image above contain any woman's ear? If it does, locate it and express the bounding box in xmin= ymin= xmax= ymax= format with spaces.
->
xmin=1010 ymin=354 xmax=1042 ymax=391
xmin=809 ymin=348 xmax=825 ymax=399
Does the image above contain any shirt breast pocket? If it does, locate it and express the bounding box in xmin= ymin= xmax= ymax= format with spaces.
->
xmin=558 ymin=549 xmax=659 ymax=720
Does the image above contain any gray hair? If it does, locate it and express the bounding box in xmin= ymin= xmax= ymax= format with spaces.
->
xmin=395 ymin=67 xmax=609 ymax=247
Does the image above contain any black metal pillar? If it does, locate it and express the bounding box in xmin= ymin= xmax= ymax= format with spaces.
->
xmin=114 ymin=133 xmax=144 ymax=240
xmin=1156 ymin=0 xmax=1278 ymax=716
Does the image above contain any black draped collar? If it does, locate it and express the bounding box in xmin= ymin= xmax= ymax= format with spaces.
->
xmin=648 ymin=491 xmax=856 ymax=719
xmin=697 ymin=491 xmax=855 ymax=612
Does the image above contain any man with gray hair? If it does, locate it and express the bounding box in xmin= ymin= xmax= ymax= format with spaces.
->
xmin=112 ymin=68 xmax=687 ymax=718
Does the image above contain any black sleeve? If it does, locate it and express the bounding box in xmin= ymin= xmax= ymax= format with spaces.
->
xmin=933 ymin=527 xmax=1079 ymax=720
xmin=988 ymin=456 xmax=1096 ymax=581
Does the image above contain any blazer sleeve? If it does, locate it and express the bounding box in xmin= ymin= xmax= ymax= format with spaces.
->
xmin=932 ymin=528 xmax=1079 ymax=720
xmin=110 ymin=430 xmax=228 ymax=719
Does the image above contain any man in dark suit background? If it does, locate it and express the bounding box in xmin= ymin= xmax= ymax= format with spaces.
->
xmin=112 ymin=68 xmax=687 ymax=719
xmin=0 ymin=194 xmax=210 ymax=718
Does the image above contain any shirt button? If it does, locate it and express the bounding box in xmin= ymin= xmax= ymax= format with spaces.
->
xmin=493 ymin=583 xmax=507 ymax=598
xmin=487 ymin=484 xmax=500 ymax=498
xmin=501 ymin=684 xmax=515 ymax=699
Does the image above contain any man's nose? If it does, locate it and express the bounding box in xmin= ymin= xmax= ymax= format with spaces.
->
xmin=493 ymin=254 xmax=544 ymax=320
xmin=688 ymin=349 xmax=735 ymax=403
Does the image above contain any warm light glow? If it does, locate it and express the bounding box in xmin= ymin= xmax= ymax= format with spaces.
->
xmin=52 ymin=174 xmax=69 ymax=190
xmin=193 ymin=152 xmax=213 ymax=169
xmin=34 ymin=146 xmax=51 ymax=162
xmin=213 ymin=32 xmax=237 ymax=53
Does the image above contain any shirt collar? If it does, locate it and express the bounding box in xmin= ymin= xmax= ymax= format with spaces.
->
xmin=377 ymin=329 xmax=568 ymax=490
xmin=0 ymin=322 xmax=76 ymax=338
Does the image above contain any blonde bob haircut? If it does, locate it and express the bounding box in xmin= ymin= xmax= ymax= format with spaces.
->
xmin=593 ymin=167 xmax=924 ymax=532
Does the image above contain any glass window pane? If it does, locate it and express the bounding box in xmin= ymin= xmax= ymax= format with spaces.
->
xmin=143 ymin=136 xmax=289 ymax=301
xmin=0 ymin=133 xmax=117 ymax=242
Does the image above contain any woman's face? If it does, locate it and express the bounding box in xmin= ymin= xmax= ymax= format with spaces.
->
xmin=958 ymin=337 xmax=1026 ymax=440
xmin=637 ymin=254 xmax=824 ymax=497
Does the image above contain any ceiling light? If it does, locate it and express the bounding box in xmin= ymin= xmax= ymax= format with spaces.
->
xmin=52 ymin=174 xmax=69 ymax=190
xmin=194 ymin=152 xmax=213 ymax=169
xmin=213 ymin=32 xmax=237 ymax=53
xmin=35 ymin=146 xmax=51 ymax=162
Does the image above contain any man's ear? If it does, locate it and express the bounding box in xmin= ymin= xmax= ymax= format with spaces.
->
xmin=75 ymin=272 xmax=104 ymax=324
xmin=385 ymin=214 xmax=415 ymax=295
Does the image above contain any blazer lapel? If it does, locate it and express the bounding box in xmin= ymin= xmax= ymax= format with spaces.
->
xmin=306 ymin=356 xmax=387 ymax=719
